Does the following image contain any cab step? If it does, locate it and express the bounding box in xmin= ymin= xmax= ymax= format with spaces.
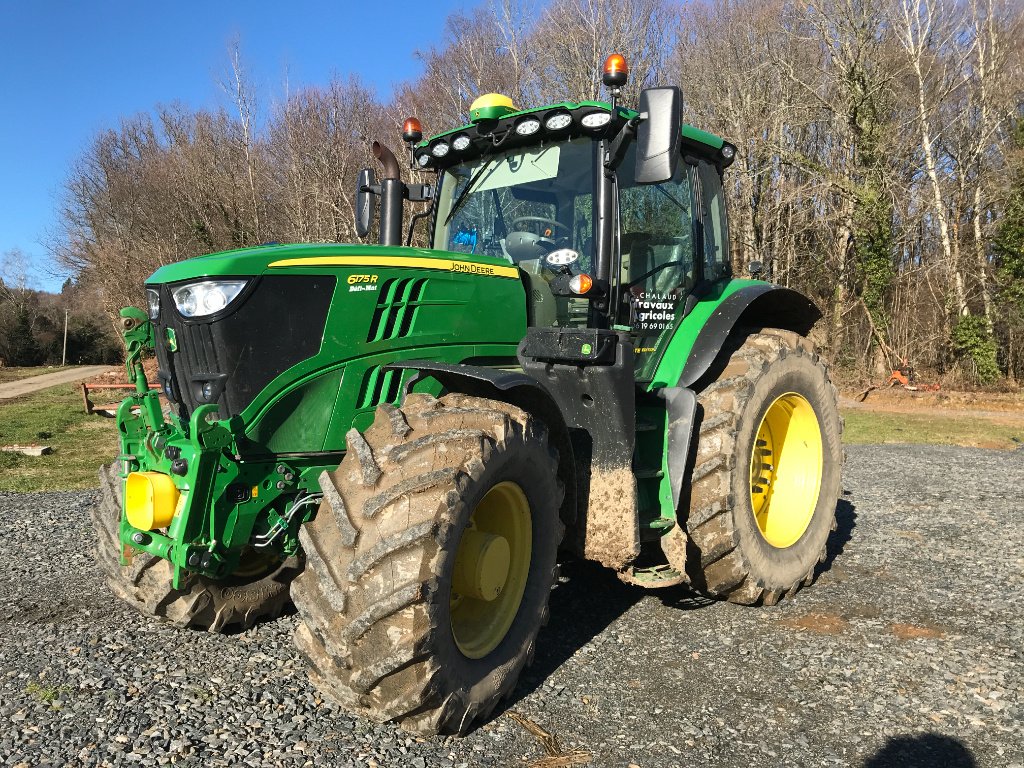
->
xmin=635 ymin=467 xmax=664 ymax=480
xmin=621 ymin=563 xmax=686 ymax=588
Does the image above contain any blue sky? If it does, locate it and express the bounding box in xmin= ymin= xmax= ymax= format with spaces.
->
xmin=0 ymin=1 xmax=469 ymax=291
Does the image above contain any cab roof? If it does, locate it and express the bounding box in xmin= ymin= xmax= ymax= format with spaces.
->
xmin=414 ymin=99 xmax=733 ymax=170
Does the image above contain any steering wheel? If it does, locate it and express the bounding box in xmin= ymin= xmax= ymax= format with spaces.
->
xmin=505 ymin=217 xmax=571 ymax=263
xmin=511 ymin=216 xmax=569 ymax=237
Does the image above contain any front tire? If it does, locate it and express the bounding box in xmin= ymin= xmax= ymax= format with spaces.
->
xmin=290 ymin=393 xmax=563 ymax=735
xmin=91 ymin=463 xmax=301 ymax=631
xmin=684 ymin=329 xmax=843 ymax=605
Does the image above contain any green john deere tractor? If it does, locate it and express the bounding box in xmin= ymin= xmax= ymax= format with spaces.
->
xmin=93 ymin=56 xmax=842 ymax=735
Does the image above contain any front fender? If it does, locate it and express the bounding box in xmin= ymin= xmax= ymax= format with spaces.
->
xmin=387 ymin=359 xmax=578 ymax=527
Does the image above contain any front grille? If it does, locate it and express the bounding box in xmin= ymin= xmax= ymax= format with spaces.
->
xmin=154 ymin=275 xmax=336 ymax=419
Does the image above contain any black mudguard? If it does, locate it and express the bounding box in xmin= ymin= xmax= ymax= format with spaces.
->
xmin=657 ymin=386 xmax=697 ymax=512
xmin=677 ymin=284 xmax=821 ymax=388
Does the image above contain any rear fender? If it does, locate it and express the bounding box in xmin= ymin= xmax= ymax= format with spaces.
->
xmin=651 ymin=283 xmax=822 ymax=390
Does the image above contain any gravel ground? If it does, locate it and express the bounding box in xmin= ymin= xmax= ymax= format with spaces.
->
xmin=1 ymin=444 xmax=1021 ymax=768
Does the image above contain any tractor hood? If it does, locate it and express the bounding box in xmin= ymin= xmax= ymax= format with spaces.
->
xmin=146 ymin=243 xmax=518 ymax=284
xmin=146 ymin=240 xmax=528 ymax=456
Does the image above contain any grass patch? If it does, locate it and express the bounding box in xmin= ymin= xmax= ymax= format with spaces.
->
xmin=841 ymin=408 xmax=1024 ymax=450
xmin=24 ymin=681 xmax=73 ymax=703
xmin=0 ymin=384 xmax=118 ymax=491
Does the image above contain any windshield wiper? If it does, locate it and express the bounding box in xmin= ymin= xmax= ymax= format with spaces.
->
xmin=653 ymin=184 xmax=688 ymax=215
xmin=444 ymin=158 xmax=496 ymax=226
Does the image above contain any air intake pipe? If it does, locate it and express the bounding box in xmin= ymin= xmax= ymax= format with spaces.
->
xmin=373 ymin=141 xmax=403 ymax=247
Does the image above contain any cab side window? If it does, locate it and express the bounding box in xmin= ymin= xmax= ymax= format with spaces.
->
xmin=698 ymin=161 xmax=730 ymax=282
xmin=618 ymin=157 xmax=696 ymax=299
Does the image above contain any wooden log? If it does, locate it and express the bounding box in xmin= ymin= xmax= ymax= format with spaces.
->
xmin=1 ymin=445 xmax=53 ymax=457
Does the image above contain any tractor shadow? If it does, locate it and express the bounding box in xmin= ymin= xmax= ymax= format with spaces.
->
xmin=504 ymin=558 xmax=646 ymax=706
xmin=499 ymin=497 xmax=857 ymax=712
xmin=817 ymin=496 xmax=857 ymax=577
xmin=501 ymin=558 xmax=715 ymax=713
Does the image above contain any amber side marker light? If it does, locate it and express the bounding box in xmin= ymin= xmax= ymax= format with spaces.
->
xmin=569 ymin=274 xmax=593 ymax=294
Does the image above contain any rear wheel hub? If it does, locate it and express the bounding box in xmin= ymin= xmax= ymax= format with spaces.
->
xmin=749 ymin=392 xmax=824 ymax=548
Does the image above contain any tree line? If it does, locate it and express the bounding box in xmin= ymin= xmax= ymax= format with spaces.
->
xmin=56 ymin=0 xmax=1024 ymax=385
xmin=0 ymin=249 xmax=121 ymax=367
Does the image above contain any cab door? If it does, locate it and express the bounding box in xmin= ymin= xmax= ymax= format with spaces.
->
xmin=618 ymin=152 xmax=732 ymax=383
xmin=616 ymin=151 xmax=698 ymax=380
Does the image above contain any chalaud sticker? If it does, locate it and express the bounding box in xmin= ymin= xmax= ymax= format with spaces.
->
xmin=632 ymin=291 xmax=678 ymax=332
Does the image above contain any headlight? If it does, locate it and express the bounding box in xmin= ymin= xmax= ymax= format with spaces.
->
xmin=417 ymin=153 xmax=431 ymax=167
xmin=146 ymin=288 xmax=160 ymax=320
xmin=581 ymin=111 xmax=611 ymax=129
xmin=431 ymin=141 xmax=450 ymax=157
xmin=452 ymin=134 xmax=471 ymax=151
xmin=545 ymin=248 xmax=579 ymax=267
xmin=172 ymin=280 xmax=248 ymax=318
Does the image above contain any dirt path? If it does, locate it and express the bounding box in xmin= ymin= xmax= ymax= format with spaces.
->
xmin=0 ymin=366 xmax=114 ymax=400
xmin=840 ymin=396 xmax=1024 ymax=425
xmin=840 ymin=387 xmax=1024 ymax=426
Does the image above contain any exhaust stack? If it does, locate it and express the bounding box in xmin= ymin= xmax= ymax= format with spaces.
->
xmin=372 ymin=141 xmax=403 ymax=247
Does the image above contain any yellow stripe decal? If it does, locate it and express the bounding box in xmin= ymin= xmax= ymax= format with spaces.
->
xmin=267 ymin=255 xmax=520 ymax=279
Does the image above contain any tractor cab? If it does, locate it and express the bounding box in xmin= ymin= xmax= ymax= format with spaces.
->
xmin=348 ymin=59 xmax=756 ymax=575
xmin=360 ymin=60 xmax=738 ymax=388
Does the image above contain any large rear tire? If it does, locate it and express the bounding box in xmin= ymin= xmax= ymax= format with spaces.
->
xmin=92 ymin=463 xmax=301 ymax=631
xmin=290 ymin=393 xmax=563 ymax=735
xmin=684 ymin=329 xmax=843 ymax=605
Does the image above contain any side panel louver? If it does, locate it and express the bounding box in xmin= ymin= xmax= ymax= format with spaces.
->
xmin=366 ymin=278 xmax=428 ymax=343
xmin=356 ymin=366 xmax=406 ymax=410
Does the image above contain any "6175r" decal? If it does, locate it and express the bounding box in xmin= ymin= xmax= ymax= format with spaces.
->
xmin=347 ymin=274 xmax=379 ymax=292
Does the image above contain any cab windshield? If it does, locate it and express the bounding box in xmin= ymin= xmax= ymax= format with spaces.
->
xmin=433 ymin=138 xmax=595 ymax=272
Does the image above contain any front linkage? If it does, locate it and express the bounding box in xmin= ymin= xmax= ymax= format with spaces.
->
xmin=114 ymin=308 xmax=331 ymax=589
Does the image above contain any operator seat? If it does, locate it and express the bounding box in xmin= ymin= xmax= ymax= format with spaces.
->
xmin=621 ymin=234 xmax=691 ymax=297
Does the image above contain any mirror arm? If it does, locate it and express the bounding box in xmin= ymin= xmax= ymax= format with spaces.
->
xmin=405 ymin=186 xmax=438 ymax=247
xmin=604 ymin=113 xmax=645 ymax=172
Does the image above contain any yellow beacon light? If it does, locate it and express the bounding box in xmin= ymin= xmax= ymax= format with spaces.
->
xmin=470 ymin=93 xmax=516 ymax=123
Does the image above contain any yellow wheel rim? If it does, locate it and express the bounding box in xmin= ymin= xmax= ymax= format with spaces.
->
xmin=232 ymin=547 xmax=281 ymax=580
xmin=749 ymin=392 xmax=823 ymax=548
xmin=450 ymin=481 xmax=532 ymax=659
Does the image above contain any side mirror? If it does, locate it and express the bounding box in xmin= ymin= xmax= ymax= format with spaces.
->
xmin=634 ymin=87 xmax=682 ymax=184
xmin=748 ymin=260 xmax=764 ymax=277
xmin=354 ymin=168 xmax=377 ymax=238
